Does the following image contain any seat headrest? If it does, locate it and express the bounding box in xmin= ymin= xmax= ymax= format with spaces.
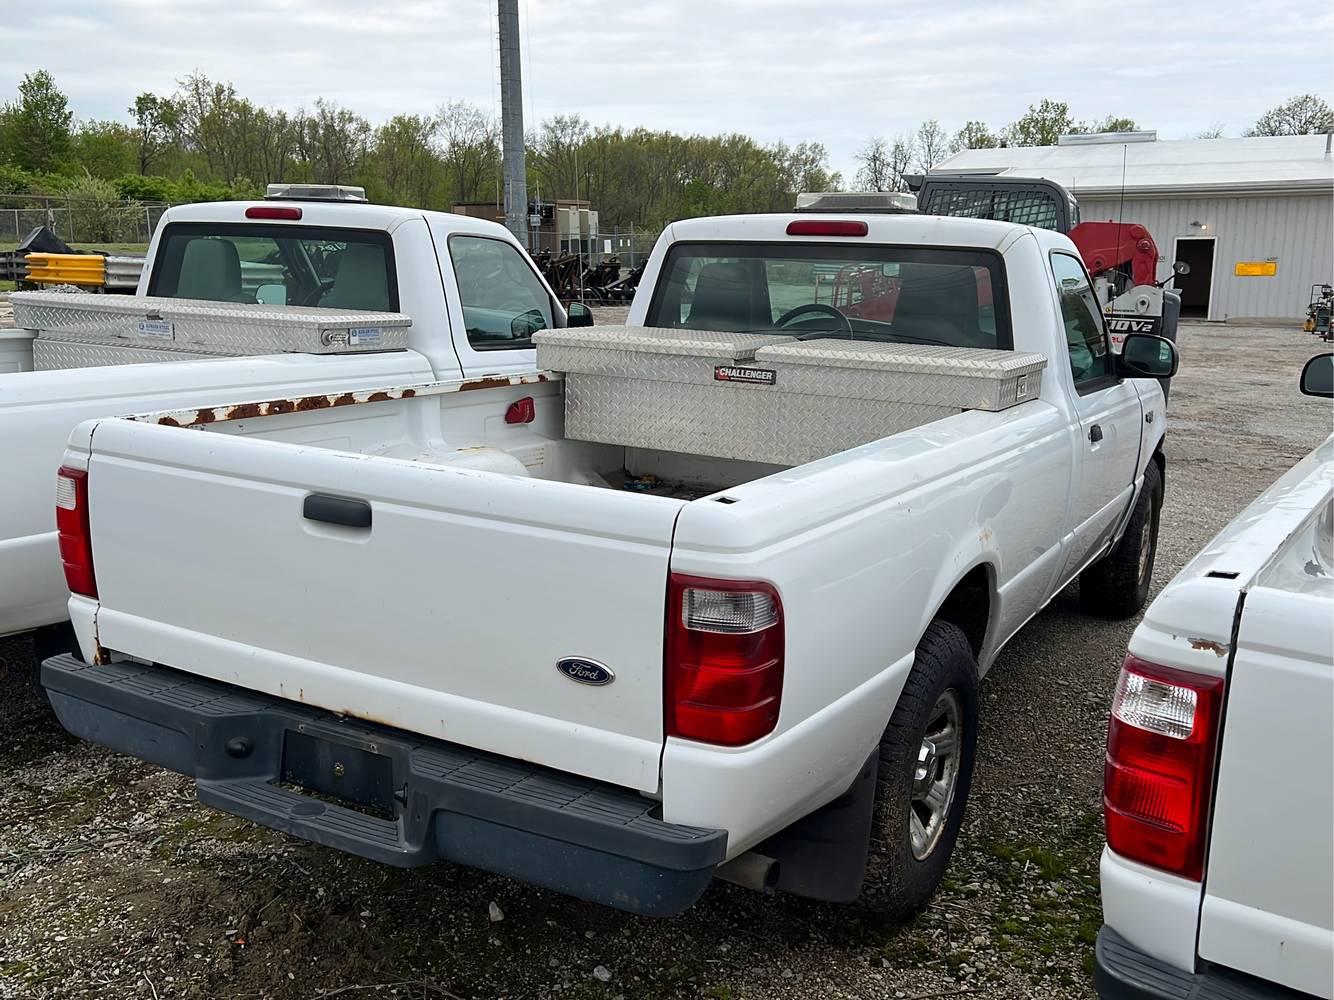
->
xmin=176 ymin=239 xmax=243 ymax=302
xmin=322 ymin=244 xmax=390 ymax=311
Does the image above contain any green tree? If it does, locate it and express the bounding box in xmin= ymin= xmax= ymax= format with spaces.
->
xmin=952 ymin=120 xmax=1000 ymax=151
xmin=72 ymin=120 xmax=137 ymax=178
xmin=1090 ymin=115 xmax=1138 ymax=133
xmin=130 ymin=92 xmax=181 ymax=175
xmin=1246 ymin=94 xmax=1334 ymax=136
xmin=1007 ymin=99 xmax=1075 ymax=146
xmin=6 ymin=70 xmax=73 ymax=172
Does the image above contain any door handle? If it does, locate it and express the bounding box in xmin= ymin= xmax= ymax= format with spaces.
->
xmin=1089 ymin=424 xmax=1104 ymax=443
xmin=303 ymin=494 xmax=372 ymax=528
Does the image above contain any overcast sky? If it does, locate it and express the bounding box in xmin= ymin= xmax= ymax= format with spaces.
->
xmin=2 ymin=0 xmax=1331 ymax=178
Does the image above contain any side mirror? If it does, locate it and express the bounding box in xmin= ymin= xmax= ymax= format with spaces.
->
xmin=511 ymin=308 xmax=547 ymax=340
xmin=255 ymin=283 xmax=287 ymax=305
xmin=1117 ymin=333 xmax=1179 ymax=379
xmin=566 ymin=302 xmax=595 ymax=328
xmin=1173 ymin=261 xmax=1191 ymax=276
xmin=1300 ymin=354 xmax=1334 ymax=398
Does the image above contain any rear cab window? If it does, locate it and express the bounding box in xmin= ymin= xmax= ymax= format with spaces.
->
xmin=147 ymin=223 xmax=397 ymax=312
xmin=643 ymin=242 xmax=1011 ymax=351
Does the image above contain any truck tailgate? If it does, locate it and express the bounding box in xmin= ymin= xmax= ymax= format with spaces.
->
xmin=83 ymin=417 xmax=684 ymax=793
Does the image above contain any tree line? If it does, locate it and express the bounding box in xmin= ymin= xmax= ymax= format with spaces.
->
xmin=1 ymin=69 xmax=1330 ymax=229
xmin=0 ymin=70 xmax=839 ymax=232
xmin=852 ymin=95 xmax=1334 ymax=192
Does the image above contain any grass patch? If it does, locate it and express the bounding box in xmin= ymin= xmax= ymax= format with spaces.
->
xmin=0 ymin=242 xmax=148 ymax=255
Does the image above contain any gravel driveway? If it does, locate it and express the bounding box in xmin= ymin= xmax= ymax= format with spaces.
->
xmin=1 ymin=321 xmax=1329 ymax=1000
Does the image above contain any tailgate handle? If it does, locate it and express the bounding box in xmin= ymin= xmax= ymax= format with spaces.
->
xmin=304 ymin=494 xmax=372 ymax=529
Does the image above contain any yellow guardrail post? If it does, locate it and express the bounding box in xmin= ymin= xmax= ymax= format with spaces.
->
xmin=23 ymin=253 xmax=107 ymax=288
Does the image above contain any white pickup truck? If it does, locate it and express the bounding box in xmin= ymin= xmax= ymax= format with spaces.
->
xmin=43 ymin=212 xmax=1177 ymax=917
xmin=1096 ymin=354 xmax=1333 ymax=1000
xmin=1 ymin=191 xmax=584 ymax=647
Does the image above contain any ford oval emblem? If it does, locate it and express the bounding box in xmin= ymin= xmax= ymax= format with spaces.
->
xmin=556 ymin=657 xmax=614 ymax=686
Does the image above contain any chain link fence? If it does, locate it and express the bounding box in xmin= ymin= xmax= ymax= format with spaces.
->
xmin=0 ymin=195 xmax=170 ymax=246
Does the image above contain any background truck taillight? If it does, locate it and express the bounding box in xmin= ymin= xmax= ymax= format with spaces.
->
xmin=55 ymin=466 xmax=97 ymax=599
xmin=665 ymin=574 xmax=784 ymax=747
xmin=1104 ymin=655 xmax=1224 ymax=880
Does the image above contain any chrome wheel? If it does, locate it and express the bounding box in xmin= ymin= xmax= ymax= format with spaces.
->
xmin=908 ymin=689 xmax=962 ymax=861
xmin=1136 ymin=515 xmax=1154 ymax=586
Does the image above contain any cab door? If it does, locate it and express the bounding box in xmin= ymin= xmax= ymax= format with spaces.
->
xmin=1050 ymin=251 xmax=1144 ymax=586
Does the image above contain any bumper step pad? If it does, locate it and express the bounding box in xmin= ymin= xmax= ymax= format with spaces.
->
xmin=43 ymin=654 xmax=726 ymax=916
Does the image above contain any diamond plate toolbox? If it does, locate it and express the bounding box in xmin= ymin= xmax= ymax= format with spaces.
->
xmin=753 ymin=340 xmax=1047 ymax=411
xmin=537 ymin=327 xmax=1049 ymax=467
xmin=10 ymin=290 xmax=411 ymax=361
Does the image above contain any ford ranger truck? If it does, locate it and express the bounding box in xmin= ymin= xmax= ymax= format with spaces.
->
xmin=42 ymin=213 xmax=1177 ymax=918
xmin=1096 ymin=354 xmax=1333 ymax=1000
xmin=1 ymin=188 xmax=588 ymax=649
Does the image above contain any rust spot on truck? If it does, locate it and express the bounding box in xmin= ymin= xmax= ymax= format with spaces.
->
xmin=367 ymin=391 xmax=392 ymax=402
xmin=460 ymin=376 xmax=510 ymax=391
xmin=158 ymin=416 xmax=180 ymax=427
xmin=227 ymin=402 xmax=263 ymax=420
xmin=295 ymin=395 xmax=332 ymax=412
xmin=331 ymin=393 xmax=357 ymax=407
xmin=193 ymin=408 xmax=217 ymax=424
xmin=1188 ymin=638 xmax=1229 ymax=657
xmin=401 ymin=388 xmax=416 ymax=397
xmin=266 ymin=399 xmax=295 ymax=415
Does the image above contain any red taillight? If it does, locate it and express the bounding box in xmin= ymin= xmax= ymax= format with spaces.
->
xmin=245 ymin=205 xmax=302 ymax=220
xmin=505 ymin=396 xmax=535 ymax=424
xmin=55 ymin=466 xmax=97 ymax=599
xmin=785 ymin=220 xmax=868 ymax=237
xmin=665 ymin=574 xmax=783 ymax=746
xmin=1104 ymin=655 xmax=1224 ymax=880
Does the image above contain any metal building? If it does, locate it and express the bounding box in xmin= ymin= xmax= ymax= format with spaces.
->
xmin=932 ymin=133 xmax=1334 ymax=322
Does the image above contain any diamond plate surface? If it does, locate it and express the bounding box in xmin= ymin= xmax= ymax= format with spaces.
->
xmin=33 ymin=338 xmax=209 ymax=370
xmin=564 ymin=373 xmax=956 ymax=467
xmin=11 ymin=290 xmax=410 ymax=356
xmin=756 ymin=339 xmax=1047 ymax=375
xmin=535 ymin=325 xmax=792 ymax=360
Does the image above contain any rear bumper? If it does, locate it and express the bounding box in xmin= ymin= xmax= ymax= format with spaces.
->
xmin=42 ymin=654 xmax=726 ymax=917
xmin=1095 ymin=927 xmax=1310 ymax=999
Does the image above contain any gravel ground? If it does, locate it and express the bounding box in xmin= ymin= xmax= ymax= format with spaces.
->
xmin=1 ymin=322 xmax=1330 ymax=1000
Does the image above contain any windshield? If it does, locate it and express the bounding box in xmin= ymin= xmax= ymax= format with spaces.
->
xmin=643 ymin=242 xmax=1010 ymax=350
xmin=148 ymin=222 xmax=397 ymax=312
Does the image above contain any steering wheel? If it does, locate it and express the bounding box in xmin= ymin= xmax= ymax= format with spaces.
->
xmin=774 ymin=303 xmax=853 ymax=337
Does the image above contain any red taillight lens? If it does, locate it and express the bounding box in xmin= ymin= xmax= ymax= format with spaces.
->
xmin=245 ymin=205 xmax=302 ymax=220
xmin=786 ymin=220 xmax=868 ymax=237
xmin=665 ymin=574 xmax=783 ymax=746
xmin=55 ymin=466 xmax=97 ymax=599
xmin=505 ymin=396 xmax=535 ymax=424
xmin=1104 ymin=655 xmax=1224 ymax=880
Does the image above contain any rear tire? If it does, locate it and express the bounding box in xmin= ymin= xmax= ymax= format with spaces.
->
xmin=1079 ymin=460 xmax=1163 ymax=620
xmin=860 ymin=621 xmax=978 ymax=922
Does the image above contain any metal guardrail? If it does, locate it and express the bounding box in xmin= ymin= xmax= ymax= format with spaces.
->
xmin=104 ymin=256 xmax=145 ymax=290
xmin=25 ymin=253 xmax=106 ymax=287
xmin=0 ymin=251 xmax=26 ymax=283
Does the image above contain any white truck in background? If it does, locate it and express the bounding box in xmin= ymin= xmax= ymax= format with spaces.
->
xmin=44 ymin=212 xmax=1179 ymax=918
xmin=1096 ymin=355 xmax=1334 ymax=1000
xmin=1 ymin=187 xmax=587 ymax=648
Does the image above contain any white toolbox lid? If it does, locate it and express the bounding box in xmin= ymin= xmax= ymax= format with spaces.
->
xmin=534 ymin=325 xmax=795 ymax=362
xmin=754 ymin=339 xmax=1047 ymax=377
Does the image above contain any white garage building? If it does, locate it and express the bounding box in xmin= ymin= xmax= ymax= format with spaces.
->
xmin=931 ymin=133 xmax=1334 ymax=323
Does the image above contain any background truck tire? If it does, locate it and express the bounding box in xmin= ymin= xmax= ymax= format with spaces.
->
xmin=861 ymin=620 xmax=978 ymax=922
xmin=1079 ymin=461 xmax=1163 ymax=620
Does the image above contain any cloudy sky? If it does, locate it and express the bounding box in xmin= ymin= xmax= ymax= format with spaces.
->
xmin=2 ymin=0 xmax=1330 ymax=177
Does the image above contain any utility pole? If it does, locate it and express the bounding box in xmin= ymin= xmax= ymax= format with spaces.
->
xmin=497 ymin=0 xmax=529 ymax=247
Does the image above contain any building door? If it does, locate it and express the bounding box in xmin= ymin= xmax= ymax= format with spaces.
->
xmin=1171 ymin=237 xmax=1216 ymax=319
